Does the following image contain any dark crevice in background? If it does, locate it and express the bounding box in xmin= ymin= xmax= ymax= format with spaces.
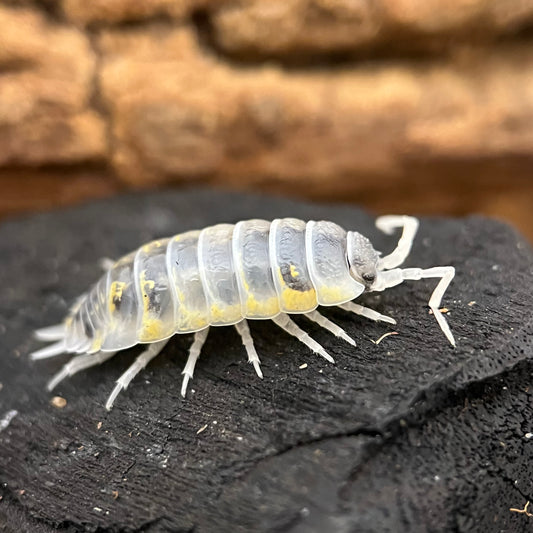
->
xmin=83 ymin=12 xmax=179 ymax=33
xmin=6 ymin=1 xmax=533 ymax=70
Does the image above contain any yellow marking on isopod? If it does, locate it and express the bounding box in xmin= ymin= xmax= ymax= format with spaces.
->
xmin=245 ymin=294 xmax=280 ymax=317
xmin=290 ymin=264 xmax=299 ymax=278
xmin=240 ymin=273 xmax=250 ymax=293
xmin=176 ymin=309 xmax=208 ymax=332
xmin=317 ymin=285 xmax=352 ymax=305
xmin=139 ymin=317 xmax=164 ymax=341
xmin=238 ymin=270 xmax=280 ymax=316
xmin=138 ymin=270 xmax=165 ymax=341
xmin=174 ymin=285 xmax=209 ymax=330
xmin=175 ymin=287 xmax=186 ymax=304
xmin=90 ymin=331 xmax=103 ymax=352
xmin=281 ymin=287 xmax=317 ymax=311
xmin=209 ymin=303 xmax=241 ymax=323
xmin=108 ymin=281 xmax=126 ymax=314
xmin=142 ymin=240 xmax=162 ymax=252
xmin=277 ymin=268 xmax=317 ymax=312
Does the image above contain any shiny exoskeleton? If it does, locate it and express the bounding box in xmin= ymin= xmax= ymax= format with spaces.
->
xmin=31 ymin=216 xmax=456 ymax=410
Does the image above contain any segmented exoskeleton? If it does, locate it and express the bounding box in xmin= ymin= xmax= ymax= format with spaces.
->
xmin=31 ymin=216 xmax=455 ymax=410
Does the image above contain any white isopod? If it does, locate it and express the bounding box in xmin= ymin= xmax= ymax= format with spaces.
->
xmin=30 ymin=216 xmax=455 ymax=410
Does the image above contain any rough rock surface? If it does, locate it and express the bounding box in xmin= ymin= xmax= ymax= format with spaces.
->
xmin=1 ymin=2 xmax=533 ymax=240
xmin=0 ymin=6 xmax=107 ymax=166
xmin=0 ymin=190 xmax=532 ymax=532
xmin=99 ymin=27 xmax=533 ymax=188
xmin=212 ymin=0 xmax=533 ymax=58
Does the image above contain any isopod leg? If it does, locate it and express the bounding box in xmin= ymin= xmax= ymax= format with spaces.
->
xmin=376 ymin=215 xmax=419 ymax=270
xmin=29 ymin=340 xmax=67 ymax=360
xmin=374 ymin=266 xmax=456 ymax=346
xmin=181 ymin=328 xmax=209 ymax=398
xmin=47 ymin=351 xmax=117 ymax=392
xmin=105 ymin=340 xmax=168 ymax=410
xmin=338 ymin=301 xmax=396 ymax=325
xmin=271 ymin=314 xmax=334 ymax=364
xmin=34 ymin=324 xmax=66 ymax=342
xmin=234 ymin=320 xmax=263 ymax=378
xmin=304 ymin=310 xmax=356 ymax=347
xmin=413 ymin=266 xmax=456 ymax=347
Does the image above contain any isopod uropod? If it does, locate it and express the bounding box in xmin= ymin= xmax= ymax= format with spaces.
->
xmin=30 ymin=216 xmax=456 ymax=410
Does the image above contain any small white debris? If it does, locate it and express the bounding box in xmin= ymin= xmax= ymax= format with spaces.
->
xmin=525 ymin=433 xmax=533 ymax=439
xmin=510 ymin=501 xmax=533 ymax=517
xmin=429 ymin=308 xmax=449 ymax=315
xmin=299 ymin=363 xmax=308 ymax=370
xmin=51 ymin=396 xmax=67 ymax=408
xmin=93 ymin=507 xmax=103 ymax=513
xmin=0 ymin=410 xmax=18 ymax=432
xmin=468 ymin=301 xmax=476 ymax=306
xmin=196 ymin=424 xmax=208 ymax=435
xmin=372 ymin=332 xmax=399 ymax=345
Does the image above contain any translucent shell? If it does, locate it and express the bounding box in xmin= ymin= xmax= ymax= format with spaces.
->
xmin=269 ymin=218 xmax=317 ymax=313
xmin=306 ymin=221 xmax=365 ymax=305
xmin=134 ymin=239 xmax=175 ymax=343
xmin=85 ymin=276 xmax=109 ymax=352
xmin=166 ymin=230 xmax=209 ymax=333
xmin=66 ymin=218 xmax=367 ymax=351
xmin=198 ymin=224 xmax=242 ymax=326
xmin=31 ymin=213 xmax=459 ymax=411
xmin=233 ymin=219 xmax=280 ymax=319
xmin=102 ymin=252 xmax=139 ymax=351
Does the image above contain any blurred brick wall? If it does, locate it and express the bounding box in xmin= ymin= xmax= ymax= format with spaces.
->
xmin=1 ymin=1 xmax=533 ymax=239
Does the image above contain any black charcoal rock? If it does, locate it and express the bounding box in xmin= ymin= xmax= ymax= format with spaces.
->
xmin=0 ymin=189 xmax=532 ymax=532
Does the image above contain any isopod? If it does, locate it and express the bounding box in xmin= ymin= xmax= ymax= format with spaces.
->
xmin=30 ymin=216 xmax=455 ymax=410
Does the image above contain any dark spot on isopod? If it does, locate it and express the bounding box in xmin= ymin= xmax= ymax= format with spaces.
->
xmin=82 ymin=316 xmax=94 ymax=339
xmin=280 ymin=263 xmax=312 ymax=292
xmin=112 ymin=293 xmax=122 ymax=311
xmin=145 ymin=287 xmax=161 ymax=313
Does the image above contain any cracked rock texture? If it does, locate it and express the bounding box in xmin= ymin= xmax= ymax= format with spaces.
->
xmin=1 ymin=1 xmax=533 ymax=240
xmin=0 ymin=189 xmax=533 ymax=532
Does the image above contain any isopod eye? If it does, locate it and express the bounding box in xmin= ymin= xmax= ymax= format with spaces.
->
xmin=362 ymin=273 xmax=375 ymax=284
